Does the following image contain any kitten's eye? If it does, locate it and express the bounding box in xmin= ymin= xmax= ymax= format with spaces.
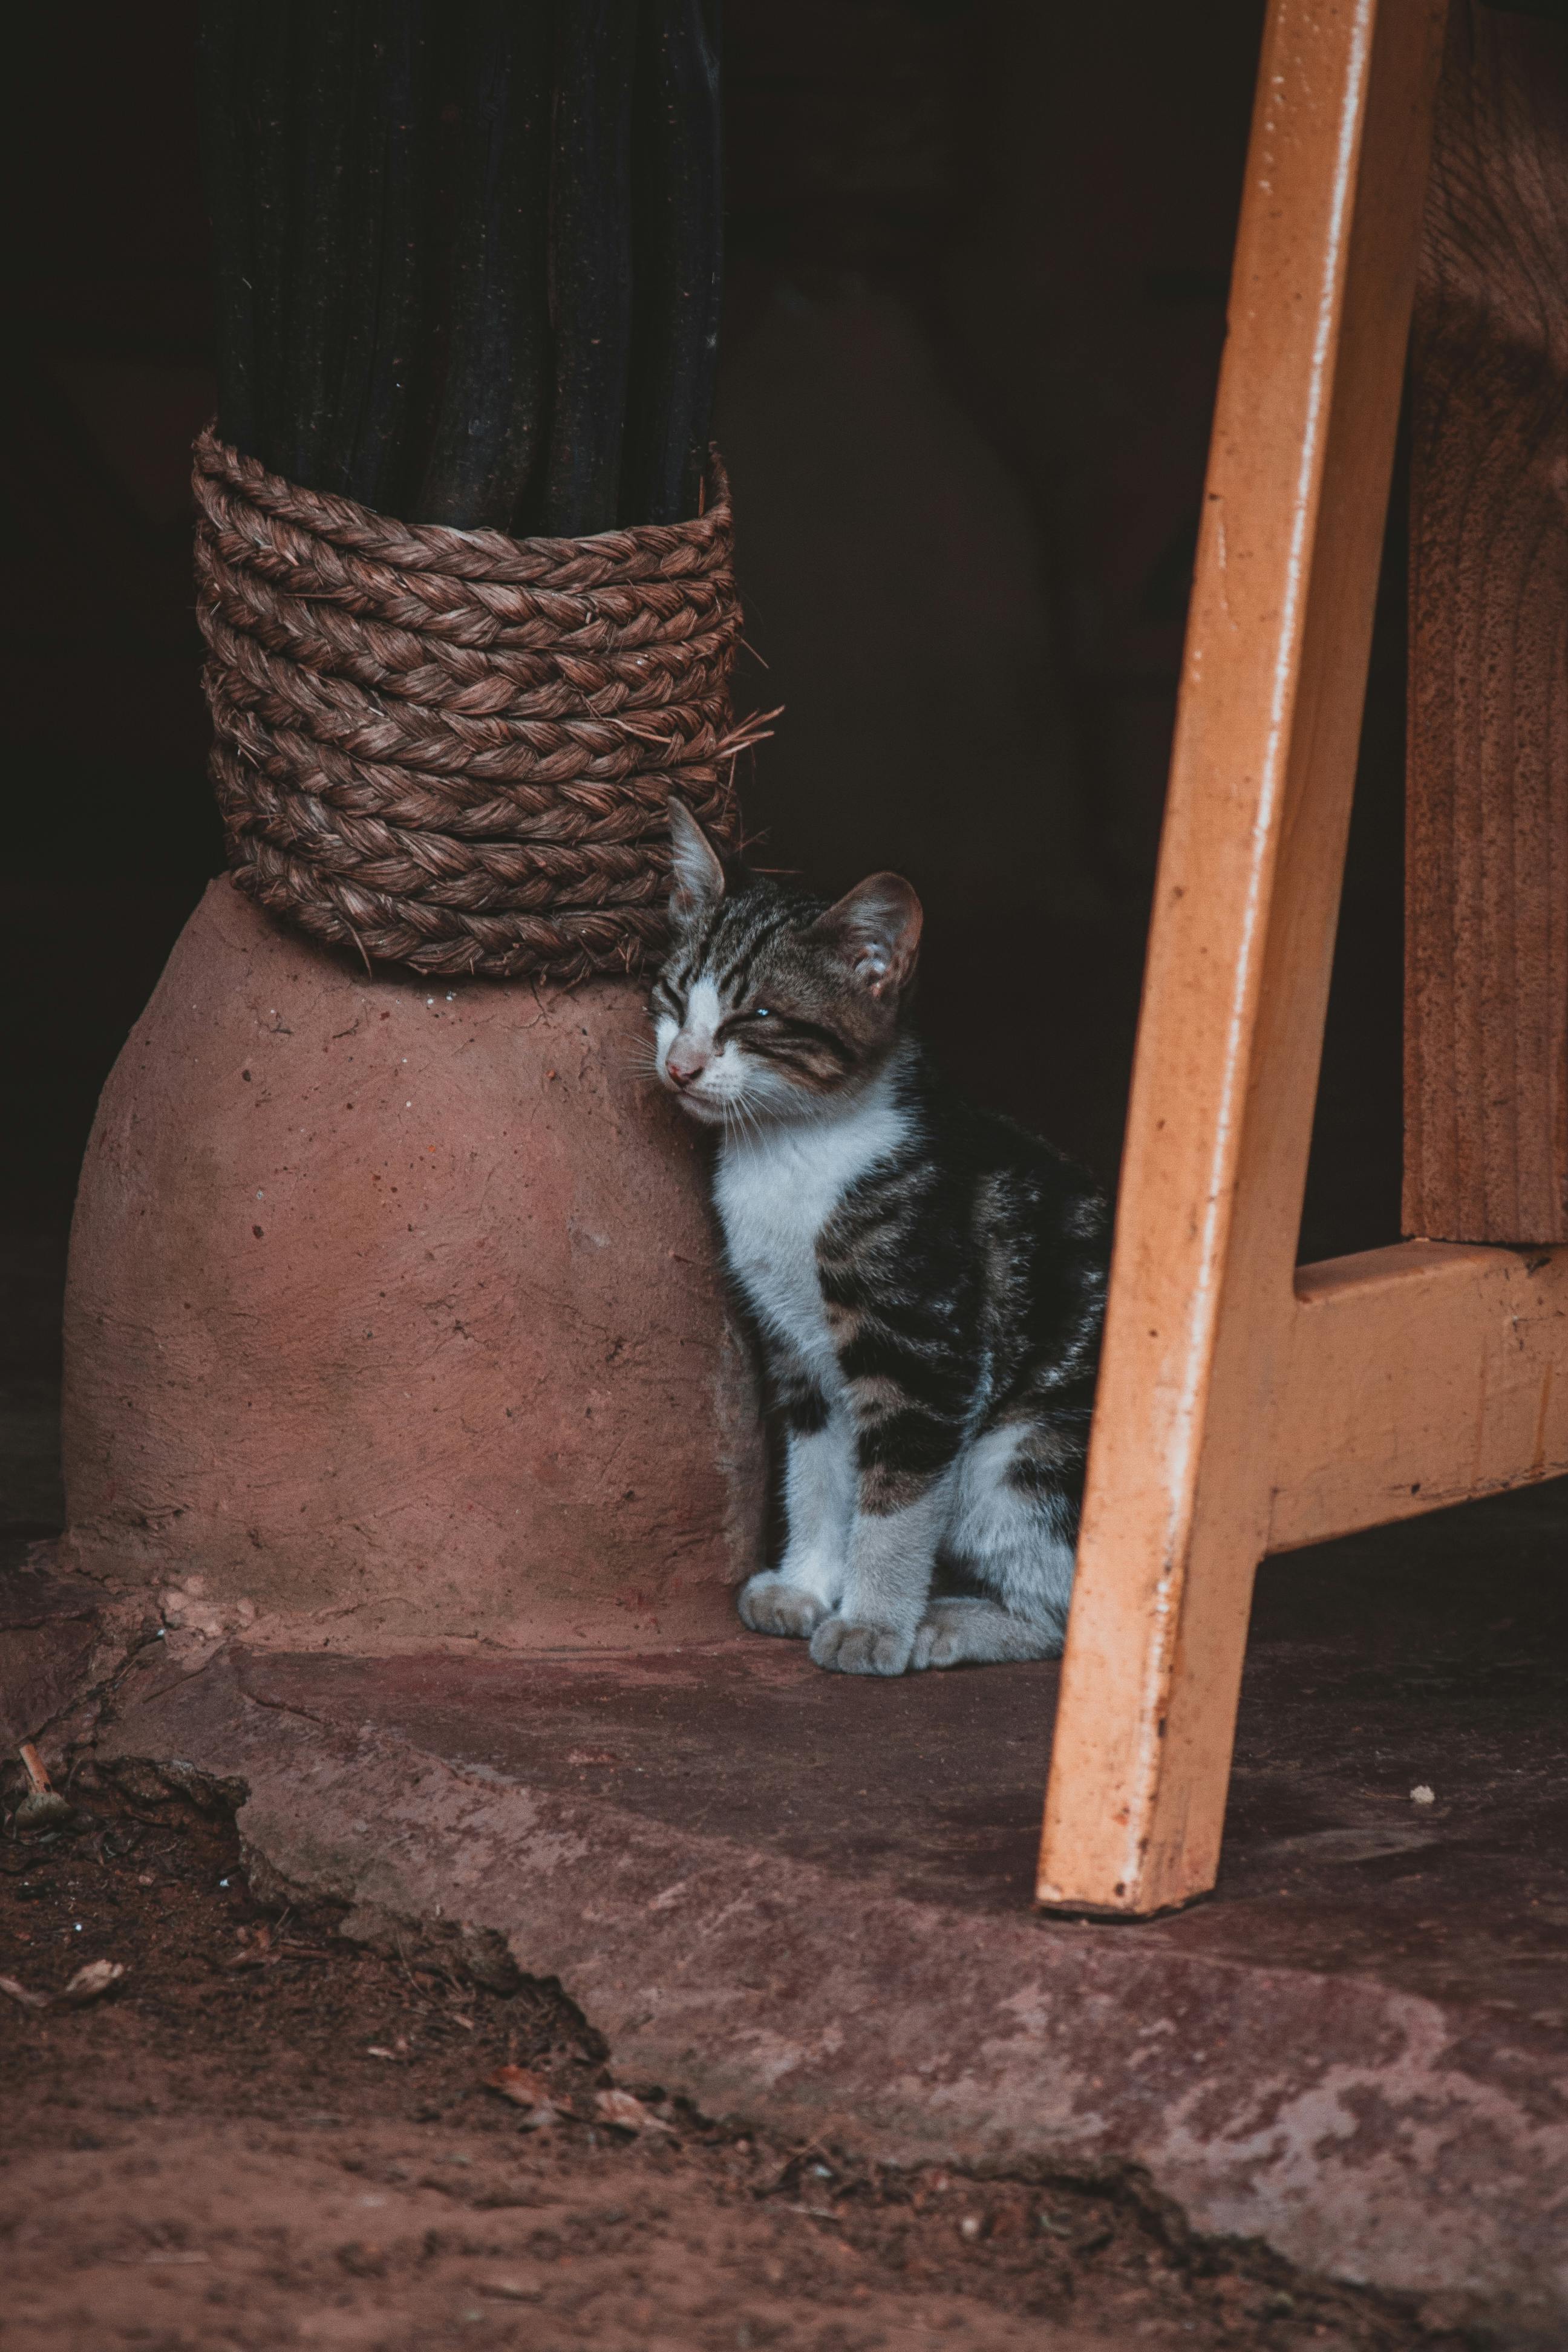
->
xmin=749 ymin=1006 xmax=773 ymax=1021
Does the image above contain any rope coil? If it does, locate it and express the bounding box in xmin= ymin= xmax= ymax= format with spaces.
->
xmin=193 ymin=427 xmax=762 ymax=982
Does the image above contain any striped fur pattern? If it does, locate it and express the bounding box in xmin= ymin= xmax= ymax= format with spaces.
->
xmin=650 ymin=802 xmax=1109 ymax=1676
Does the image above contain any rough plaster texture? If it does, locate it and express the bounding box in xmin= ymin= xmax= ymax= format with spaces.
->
xmin=97 ymin=1639 xmax=1568 ymax=2339
xmin=61 ymin=880 xmax=763 ymax=1648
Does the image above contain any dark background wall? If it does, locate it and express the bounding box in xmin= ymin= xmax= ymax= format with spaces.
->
xmin=2 ymin=0 xmax=1406 ymax=1543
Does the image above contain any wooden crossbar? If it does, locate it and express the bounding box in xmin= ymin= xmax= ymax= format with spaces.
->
xmin=1270 ymin=1242 xmax=1566 ymax=1552
xmin=1035 ymin=0 xmax=1567 ymax=1919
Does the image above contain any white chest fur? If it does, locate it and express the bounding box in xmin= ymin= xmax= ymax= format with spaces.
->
xmin=713 ymin=1080 xmax=908 ymax=1381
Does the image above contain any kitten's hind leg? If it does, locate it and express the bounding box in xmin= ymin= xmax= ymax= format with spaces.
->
xmin=911 ymin=1596 xmax=1063 ymax=1670
xmin=916 ymin=1418 xmax=1079 ymax=1669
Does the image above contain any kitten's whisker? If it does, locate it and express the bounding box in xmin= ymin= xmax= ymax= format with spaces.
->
xmin=727 ymin=1097 xmax=761 ymax=1150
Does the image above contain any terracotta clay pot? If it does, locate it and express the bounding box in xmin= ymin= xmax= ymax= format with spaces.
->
xmin=60 ymin=880 xmax=763 ymax=1650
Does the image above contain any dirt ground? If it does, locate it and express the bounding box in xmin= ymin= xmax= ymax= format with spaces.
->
xmin=0 ymin=1772 xmax=1478 ymax=2352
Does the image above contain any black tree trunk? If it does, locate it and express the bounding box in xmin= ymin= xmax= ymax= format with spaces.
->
xmin=198 ymin=1 xmax=722 ymax=534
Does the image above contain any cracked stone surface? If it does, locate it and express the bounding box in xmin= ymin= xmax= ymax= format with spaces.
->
xmin=74 ymin=1476 xmax=1568 ymax=2341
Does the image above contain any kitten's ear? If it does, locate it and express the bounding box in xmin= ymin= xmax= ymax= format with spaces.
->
xmin=815 ymin=873 xmax=923 ymax=1001
xmin=666 ymin=797 xmax=726 ymax=922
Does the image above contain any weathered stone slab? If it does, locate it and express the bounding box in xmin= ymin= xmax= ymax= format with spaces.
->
xmin=97 ymin=1620 xmax=1568 ymax=2339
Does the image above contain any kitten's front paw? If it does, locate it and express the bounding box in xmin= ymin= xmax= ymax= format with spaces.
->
xmin=737 ymin=1572 xmax=830 ymax=1641
xmin=809 ymin=1617 xmax=915 ymax=1677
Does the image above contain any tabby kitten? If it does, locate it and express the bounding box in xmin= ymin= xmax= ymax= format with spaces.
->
xmin=650 ymin=802 xmax=1109 ymax=1676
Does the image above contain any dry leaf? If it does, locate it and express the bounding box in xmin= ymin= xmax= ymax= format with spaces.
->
xmin=1 ymin=1961 xmax=124 ymax=2012
xmin=594 ymin=2088 xmax=671 ymax=2134
xmin=224 ymin=1928 xmax=274 ymax=1973
xmin=0 ymin=1975 xmax=49 ymax=2012
xmin=55 ymin=1960 xmax=126 ymax=2008
xmin=485 ymin=2064 xmax=554 ymax=2108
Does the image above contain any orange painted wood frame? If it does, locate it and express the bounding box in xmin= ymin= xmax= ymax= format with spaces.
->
xmin=1036 ymin=0 xmax=1568 ymax=1919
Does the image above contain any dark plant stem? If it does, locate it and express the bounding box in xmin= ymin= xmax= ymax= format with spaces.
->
xmin=417 ymin=1 xmax=555 ymax=530
xmin=537 ymin=0 xmax=639 ymax=536
xmin=621 ymin=0 xmax=723 ymax=528
xmin=200 ymin=0 xmax=720 ymax=534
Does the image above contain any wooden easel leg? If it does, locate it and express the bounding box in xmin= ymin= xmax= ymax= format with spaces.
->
xmin=1037 ymin=0 xmax=1449 ymax=1918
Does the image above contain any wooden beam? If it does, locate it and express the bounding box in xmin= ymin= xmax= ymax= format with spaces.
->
xmin=1404 ymin=2 xmax=1568 ymax=1247
xmin=1037 ymin=0 xmax=1448 ymax=1920
xmin=1269 ymin=1240 xmax=1568 ymax=1552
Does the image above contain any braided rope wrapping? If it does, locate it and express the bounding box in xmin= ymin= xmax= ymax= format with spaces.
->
xmin=193 ymin=427 xmax=763 ymax=982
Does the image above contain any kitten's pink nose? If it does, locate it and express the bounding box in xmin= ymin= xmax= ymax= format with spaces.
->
xmin=667 ymin=1042 xmax=708 ymax=1087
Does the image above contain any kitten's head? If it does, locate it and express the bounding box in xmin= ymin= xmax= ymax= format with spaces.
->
xmin=650 ymin=801 xmax=922 ymax=1130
